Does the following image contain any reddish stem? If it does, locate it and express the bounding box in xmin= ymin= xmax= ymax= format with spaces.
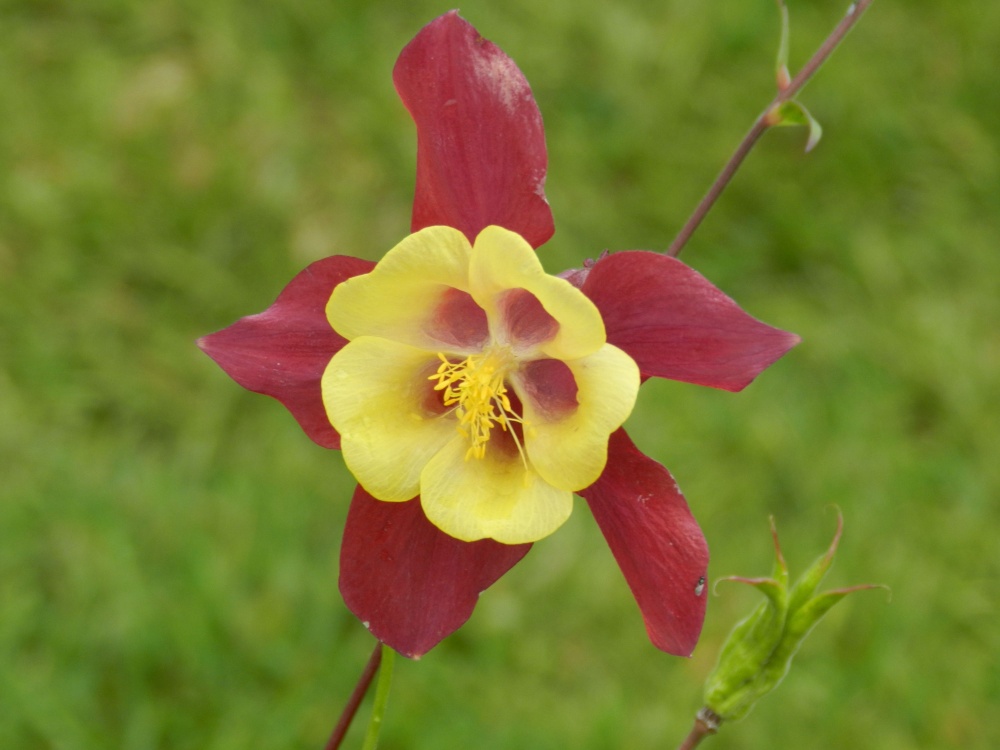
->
xmin=325 ymin=643 xmax=383 ymax=750
xmin=666 ymin=0 xmax=874 ymax=258
xmin=677 ymin=722 xmax=713 ymax=750
xmin=677 ymin=708 xmax=721 ymax=750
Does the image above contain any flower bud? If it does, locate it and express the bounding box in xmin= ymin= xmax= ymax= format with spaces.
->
xmin=702 ymin=513 xmax=884 ymax=723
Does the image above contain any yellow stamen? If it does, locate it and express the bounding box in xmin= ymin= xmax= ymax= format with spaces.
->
xmin=429 ymin=347 xmax=527 ymax=461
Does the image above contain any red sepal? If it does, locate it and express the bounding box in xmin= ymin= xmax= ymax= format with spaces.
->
xmin=581 ymin=251 xmax=800 ymax=391
xmin=394 ymin=11 xmax=554 ymax=248
xmin=339 ymin=486 xmax=532 ymax=658
xmin=581 ymin=429 xmax=709 ymax=656
xmin=197 ymin=256 xmax=375 ymax=449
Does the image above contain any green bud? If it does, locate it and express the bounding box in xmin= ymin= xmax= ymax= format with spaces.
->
xmin=702 ymin=513 xmax=885 ymax=724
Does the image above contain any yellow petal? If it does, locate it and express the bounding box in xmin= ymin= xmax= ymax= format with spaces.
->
xmin=420 ymin=437 xmax=574 ymax=544
xmin=323 ymin=336 xmax=455 ymax=501
xmin=517 ymin=343 xmax=640 ymax=491
xmin=468 ymin=225 xmax=606 ymax=360
xmin=327 ymin=226 xmax=488 ymax=352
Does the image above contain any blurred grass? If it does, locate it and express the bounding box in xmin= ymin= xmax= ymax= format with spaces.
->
xmin=1 ymin=0 xmax=997 ymax=748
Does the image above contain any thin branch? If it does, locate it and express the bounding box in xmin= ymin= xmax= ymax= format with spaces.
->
xmin=666 ymin=0 xmax=874 ymax=258
xmin=784 ymin=0 xmax=873 ymax=98
xmin=665 ymin=118 xmax=768 ymax=259
xmin=325 ymin=642 xmax=383 ymax=750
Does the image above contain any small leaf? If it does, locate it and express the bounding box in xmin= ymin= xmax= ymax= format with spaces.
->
xmin=768 ymin=100 xmax=824 ymax=152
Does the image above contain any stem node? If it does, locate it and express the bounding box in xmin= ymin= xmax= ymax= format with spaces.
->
xmin=666 ymin=0 xmax=874 ymax=258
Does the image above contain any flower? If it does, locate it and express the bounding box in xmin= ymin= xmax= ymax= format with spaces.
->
xmin=198 ymin=11 xmax=799 ymax=659
xmin=323 ymin=224 xmax=639 ymax=545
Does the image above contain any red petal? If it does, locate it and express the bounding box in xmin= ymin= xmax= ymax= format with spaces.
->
xmin=198 ymin=256 xmax=375 ymax=449
xmin=580 ymin=429 xmax=709 ymax=656
xmin=581 ymin=251 xmax=800 ymax=391
xmin=339 ymin=486 xmax=532 ymax=658
xmin=394 ymin=11 xmax=554 ymax=249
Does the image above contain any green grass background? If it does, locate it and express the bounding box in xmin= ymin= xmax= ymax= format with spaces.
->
xmin=2 ymin=0 xmax=997 ymax=747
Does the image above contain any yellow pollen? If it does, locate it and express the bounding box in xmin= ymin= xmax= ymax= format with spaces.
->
xmin=429 ymin=348 xmax=527 ymax=461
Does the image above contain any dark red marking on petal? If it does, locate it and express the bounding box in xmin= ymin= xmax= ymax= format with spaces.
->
xmin=516 ymin=358 xmax=578 ymax=420
xmin=197 ymin=255 xmax=375 ymax=449
xmin=339 ymin=486 xmax=532 ymax=658
xmin=580 ymin=429 xmax=709 ymax=657
xmin=500 ymin=288 xmax=559 ymax=348
xmin=419 ymin=359 xmax=454 ymax=417
xmin=581 ymin=251 xmax=800 ymax=391
xmin=394 ymin=11 xmax=554 ymax=248
xmin=427 ymin=287 xmax=489 ymax=349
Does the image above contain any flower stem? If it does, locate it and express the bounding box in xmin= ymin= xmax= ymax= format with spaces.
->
xmin=325 ymin=643 xmax=383 ymax=750
xmin=666 ymin=0 xmax=874 ymax=258
xmin=361 ymin=646 xmax=395 ymax=750
xmin=677 ymin=708 xmax=721 ymax=750
xmin=676 ymin=721 xmax=713 ymax=750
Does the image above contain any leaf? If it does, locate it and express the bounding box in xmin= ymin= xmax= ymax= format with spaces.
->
xmin=768 ymin=100 xmax=824 ymax=152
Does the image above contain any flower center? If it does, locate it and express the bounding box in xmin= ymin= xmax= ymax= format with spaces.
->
xmin=430 ymin=347 xmax=526 ymax=460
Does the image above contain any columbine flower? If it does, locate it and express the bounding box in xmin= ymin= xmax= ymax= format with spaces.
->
xmin=198 ymin=11 xmax=799 ymax=659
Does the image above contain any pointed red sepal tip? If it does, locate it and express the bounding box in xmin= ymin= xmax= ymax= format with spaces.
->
xmin=580 ymin=251 xmax=800 ymax=391
xmin=339 ymin=487 xmax=532 ymax=658
xmin=581 ymin=429 xmax=709 ymax=656
xmin=394 ymin=10 xmax=554 ymax=249
xmin=198 ymin=255 xmax=375 ymax=450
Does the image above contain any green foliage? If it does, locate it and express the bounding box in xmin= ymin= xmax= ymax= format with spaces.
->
xmin=2 ymin=1 xmax=998 ymax=748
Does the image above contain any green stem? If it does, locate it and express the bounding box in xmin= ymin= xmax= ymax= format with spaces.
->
xmin=360 ymin=645 xmax=395 ymax=750
xmin=666 ymin=0 xmax=874 ymax=258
